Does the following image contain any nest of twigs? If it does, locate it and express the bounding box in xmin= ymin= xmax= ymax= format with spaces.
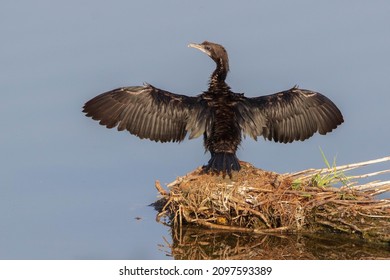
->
xmin=155 ymin=156 xmax=390 ymax=244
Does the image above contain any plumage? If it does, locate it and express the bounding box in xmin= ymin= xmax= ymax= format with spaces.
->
xmin=83 ymin=41 xmax=344 ymax=176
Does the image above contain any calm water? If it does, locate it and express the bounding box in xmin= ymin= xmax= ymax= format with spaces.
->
xmin=0 ymin=178 xmax=169 ymax=259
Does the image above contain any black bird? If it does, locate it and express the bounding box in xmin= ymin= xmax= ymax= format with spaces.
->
xmin=83 ymin=41 xmax=343 ymax=176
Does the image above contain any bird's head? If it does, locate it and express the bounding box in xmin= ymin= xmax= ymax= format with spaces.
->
xmin=188 ymin=41 xmax=229 ymax=73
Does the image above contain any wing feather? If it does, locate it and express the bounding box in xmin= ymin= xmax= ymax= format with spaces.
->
xmin=238 ymin=87 xmax=343 ymax=143
xmin=83 ymin=84 xmax=207 ymax=143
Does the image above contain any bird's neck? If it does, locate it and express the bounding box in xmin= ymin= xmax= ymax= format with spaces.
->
xmin=209 ymin=76 xmax=230 ymax=94
xmin=209 ymin=58 xmax=229 ymax=89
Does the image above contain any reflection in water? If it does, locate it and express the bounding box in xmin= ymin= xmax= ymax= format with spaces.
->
xmin=161 ymin=226 xmax=390 ymax=260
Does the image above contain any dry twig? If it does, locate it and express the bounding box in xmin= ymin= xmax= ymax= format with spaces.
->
xmin=155 ymin=156 xmax=390 ymax=244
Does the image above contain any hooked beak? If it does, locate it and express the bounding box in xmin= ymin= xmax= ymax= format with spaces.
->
xmin=188 ymin=43 xmax=211 ymax=56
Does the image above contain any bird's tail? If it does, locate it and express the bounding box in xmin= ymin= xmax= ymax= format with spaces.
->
xmin=203 ymin=152 xmax=241 ymax=176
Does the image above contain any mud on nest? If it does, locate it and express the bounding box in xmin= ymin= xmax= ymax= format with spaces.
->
xmin=154 ymin=158 xmax=390 ymax=244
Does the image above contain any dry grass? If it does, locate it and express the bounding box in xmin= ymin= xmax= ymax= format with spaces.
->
xmin=155 ymin=156 xmax=390 ymax=244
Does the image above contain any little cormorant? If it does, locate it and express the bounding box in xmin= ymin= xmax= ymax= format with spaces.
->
xmin=83 ymin=41 xmax=344 ymax=176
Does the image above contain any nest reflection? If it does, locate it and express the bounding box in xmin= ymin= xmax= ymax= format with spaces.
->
xmin=162 ymin=226 xmax=390 ymax=260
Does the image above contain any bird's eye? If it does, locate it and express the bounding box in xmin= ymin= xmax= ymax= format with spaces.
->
xmin=205 ymin=45 xmax=211 ymax=51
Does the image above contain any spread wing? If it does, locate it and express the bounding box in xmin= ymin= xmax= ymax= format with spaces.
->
xmin=237 ymin=86 xmax=344 ymax=143
xmin=82 ymin=84 xmax=208 ymax=142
